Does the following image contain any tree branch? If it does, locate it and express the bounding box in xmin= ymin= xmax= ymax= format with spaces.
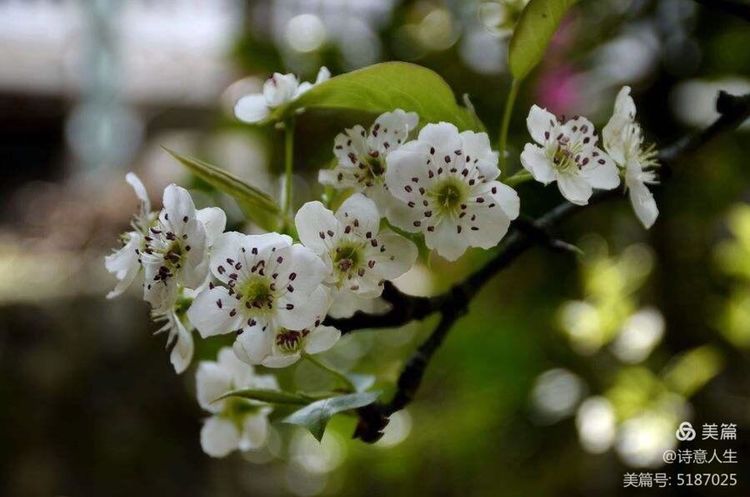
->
xmin=347 ymin=91 xmax=750 ymax=443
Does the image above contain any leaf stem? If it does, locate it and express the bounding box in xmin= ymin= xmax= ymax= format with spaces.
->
xmin=283 ymin=118 xmax=295 ymax=230
xmin=303 ymin=353 xmax=356 ymax=393
xmin=499 ymin=78 xmax=520 ymax=174
xmin=503 ymin=169 xmax=533 ymax=187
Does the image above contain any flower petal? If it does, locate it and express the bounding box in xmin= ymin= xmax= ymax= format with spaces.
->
xmin=201 ymin=416 xmax=240 ymax=458
xmin=295 ymin=201 xmax=340 ymax=255
xmin=426 ymin=219 xmax=470 ymax=261
xmin=233 ymin=326 xmax=273 ymax=365
xmin=527 ymin=105 xmax=557 ymax=144
xmin=217 ymin=347 xmax=256 ymax=387
xmin=367 ymin=109 xmax=419 ymax=156
xmin=169 ymin=316 xmax=194 ymax=374
xmin=581 ymin=150 xmax=621 ymax=190
xmin=557 ymin=173 xmax=593 ymax=205
xmin=126 ymin=172 xmax=150 ymax=212
xmin=520 ymin=143 xmax=555 ymax=184
xmin=187 ymin=286 xmax=244 ymax=338
xmin=305 ymin=325 xmax=341 ymax=354
xmin=277 ymin=285 xmax=329 ymax=330
xmin=417 ymin=122 xmax=462 ymax=155
xmin=235 ymin=94 xmax=270 ymax=123
xmin=336 ymin=193 xmax=381 ymax=237
xmin=105 ymin=232 xmax=142 ymax=298
xmin=627 ymin=175 xmax=659 ymax=229
xmin=368 ymin=230 xmax=417 ymax=280
xmin=196 ymin=361 xmax=232 ymax=412
xmin=238 ymin=414 xmax=270 ymax=451
xmin=161 ymin=184 xmax=197 ymax=234
xmin=196 ymin=207 xmax=227 ymax=247
xmin=460 ymin=130 xmax=499 ymax=180
xmin=486 ymin=181 xmax=520 ymax=220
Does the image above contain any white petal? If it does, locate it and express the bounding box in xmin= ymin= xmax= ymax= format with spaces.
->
xmin=417 ymin=122 xmax=462 ymax=155
xmin=463 ymin=203 xmax=512 ymax=250
xmin=460 ymin=131 xmax=499 ymax=180
xmin=217 ymin=347 xmax=256 ymax=387
xmin=277 ymin=285 xmax=329 ymax=330
xmin=264 ymin=73 xmax=299 ymax=107
xmin=385 ymin=198 xmax=422 ymax=233
xmin=581 ymin=150 xmax=621 ymax=190
xmin=262 ymin=353 xmax=301 ymax=368
xmin=603 ymin=87 xmax=639 ymax=165
xmin=384 ymin=140 xmax=433 ymax=204
xmin=520 ymin=143 xmax=555 ymax=184
xmin=233 ymin=327 xmax=273 ymax=365
xmin=238 ymin=414 xmax=270 ymax=451
xmin=209 ymin=231 xmax=247 ymax=284
xmin=426 ymin=220 xmax=470 ymax=261
xmin=162 ymin=184 xmax=197 ymax=233
xmin=305 ymin=325 xmax=341 ymax=354
xmin=196 ymin=207 xmax=227 ymax=246
xmin=105 ymin=232 xmax=142 ymax=299
xmin=527 ymin=105 xmax=557 ymax=144
xmin=333 ymin=125 xmax=369 ymax=165
xmin=367 ymin=109 xmax=419 ymax=156
xmin=336 ymin=193 xmax=381 ymax=237
xmin=558 ymin=174 xmax=593 ymax=205
xmin=126 ymin=172 xmax=150 ymax=212
xmin=234 ymin=94 xmax=270 ymax=124
xmin=483 ymin=181 xmax=520 ymax=220
xmin=142 ymin=266 xmax=179 ymax=312
xmin=196 ymin=362 xmax=232 ymax=412
xmin=187 ymin=286 xmax=243 ymax=338
xmin=627 ymin=175 xmax=658 ymax=229
xmin=275 ymin=244 xmax=329 ymax=301
xmin=201 ymin=416 xmax=240 ymax=458
xmin=295 ymin=201 xmax=340 ymax=254
xmin=169 ymin=316 xmax=194 ymax=374
xmin=315 ymin=66 xmax=331 ymax=84
xmin=369 ymin=230 xmax=417 ymax=280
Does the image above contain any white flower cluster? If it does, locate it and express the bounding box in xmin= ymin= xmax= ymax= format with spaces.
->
xmin=105 ymin=70 xmax=658 ymax=458
xmin=521 ymin=86 xmax=659 ymax=228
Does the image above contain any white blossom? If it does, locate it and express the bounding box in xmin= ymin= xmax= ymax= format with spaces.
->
xmin=234 ymin=67 xmax=330 ymax=124
xmin=603 ymin=86 xmax=660 ymax=228
xmin=140 ymin=185 xmax=226 ymax=312
xmin=319 ymin=109 xmax=419 ymax=210
xmin=196 ymin=347 xmax=278 ymax=458
xmin=521 ymin=105 xmax=620 ymax=205
xmin=384 ymin=123 xmax=520 ymax=261
xmin=237 ymin=322 xmax=341 ymax=369
xmin=152 ymin=310 xmax=194 ymax=374
xmin=105 ymin=173 xmax=156 ymax=298
xmin=186 ymin=232 xmax=330 ymax=365
xmin=295 ymin=193 xmax=417 ymax=317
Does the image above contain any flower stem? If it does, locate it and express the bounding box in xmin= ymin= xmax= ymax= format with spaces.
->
xmin=499 ymin=78 xmax=520 ymax=174
xmin=303 ymin=353 xmax=356 ymax=393
xmin=503 ymin=169 xmax=533 ymax=187
xmin=283 ymin=118 xmax=295 ymax=230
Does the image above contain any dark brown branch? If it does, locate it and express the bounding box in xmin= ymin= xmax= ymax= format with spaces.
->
xmin=348 ymin=91 xmax=750 ymax=443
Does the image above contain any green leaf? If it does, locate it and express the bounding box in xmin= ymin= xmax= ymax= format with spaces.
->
xmin=164 ymin=148 xmax=281 ymax=231
xmin=216 ymin=388 xmax=311 ymax=406
xmin=509 ymin=0 xmax=578 ymax=80
xmin=267 ymin=62 xmax=483 ymax=131
xmin=283 ymin=391 xmax=379 ymax=441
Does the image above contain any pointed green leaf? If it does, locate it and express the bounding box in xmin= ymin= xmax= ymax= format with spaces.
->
xmin=216 ymin=388 xmax=310 ymax=406
xmin=283 ymin=391 xmax=379 ymax=441
xmin=265 ymin=62 xmax=483 ymax=131
xmin=165 ymin=148 xmax=281 ymax=231
xmin=509 ymin=0 xmax=578 ymax=80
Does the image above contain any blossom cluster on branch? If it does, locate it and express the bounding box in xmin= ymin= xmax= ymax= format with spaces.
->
xmin=106 ymin=65 xmax=661 ymax=456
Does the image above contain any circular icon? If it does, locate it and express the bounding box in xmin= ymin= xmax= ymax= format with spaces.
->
xmin=675 ymin=422 xmax=696 ymax=441
xmin=662 ymin=449 xmax=677 ymax=464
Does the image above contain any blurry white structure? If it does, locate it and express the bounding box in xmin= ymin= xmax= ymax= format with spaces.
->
xmin=0 ymin=0 xmax=242 ymax=105
xmin=531 ymin=368 xmax=585 ymax=423
xmin=252 ymin=0 xmax=396 ymax=70
xmin=576 ymin=397 xmax=616 ymax=454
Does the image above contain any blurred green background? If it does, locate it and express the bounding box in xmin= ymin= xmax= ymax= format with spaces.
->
xmin=0 ymin=0 xmax=749 ymax=496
